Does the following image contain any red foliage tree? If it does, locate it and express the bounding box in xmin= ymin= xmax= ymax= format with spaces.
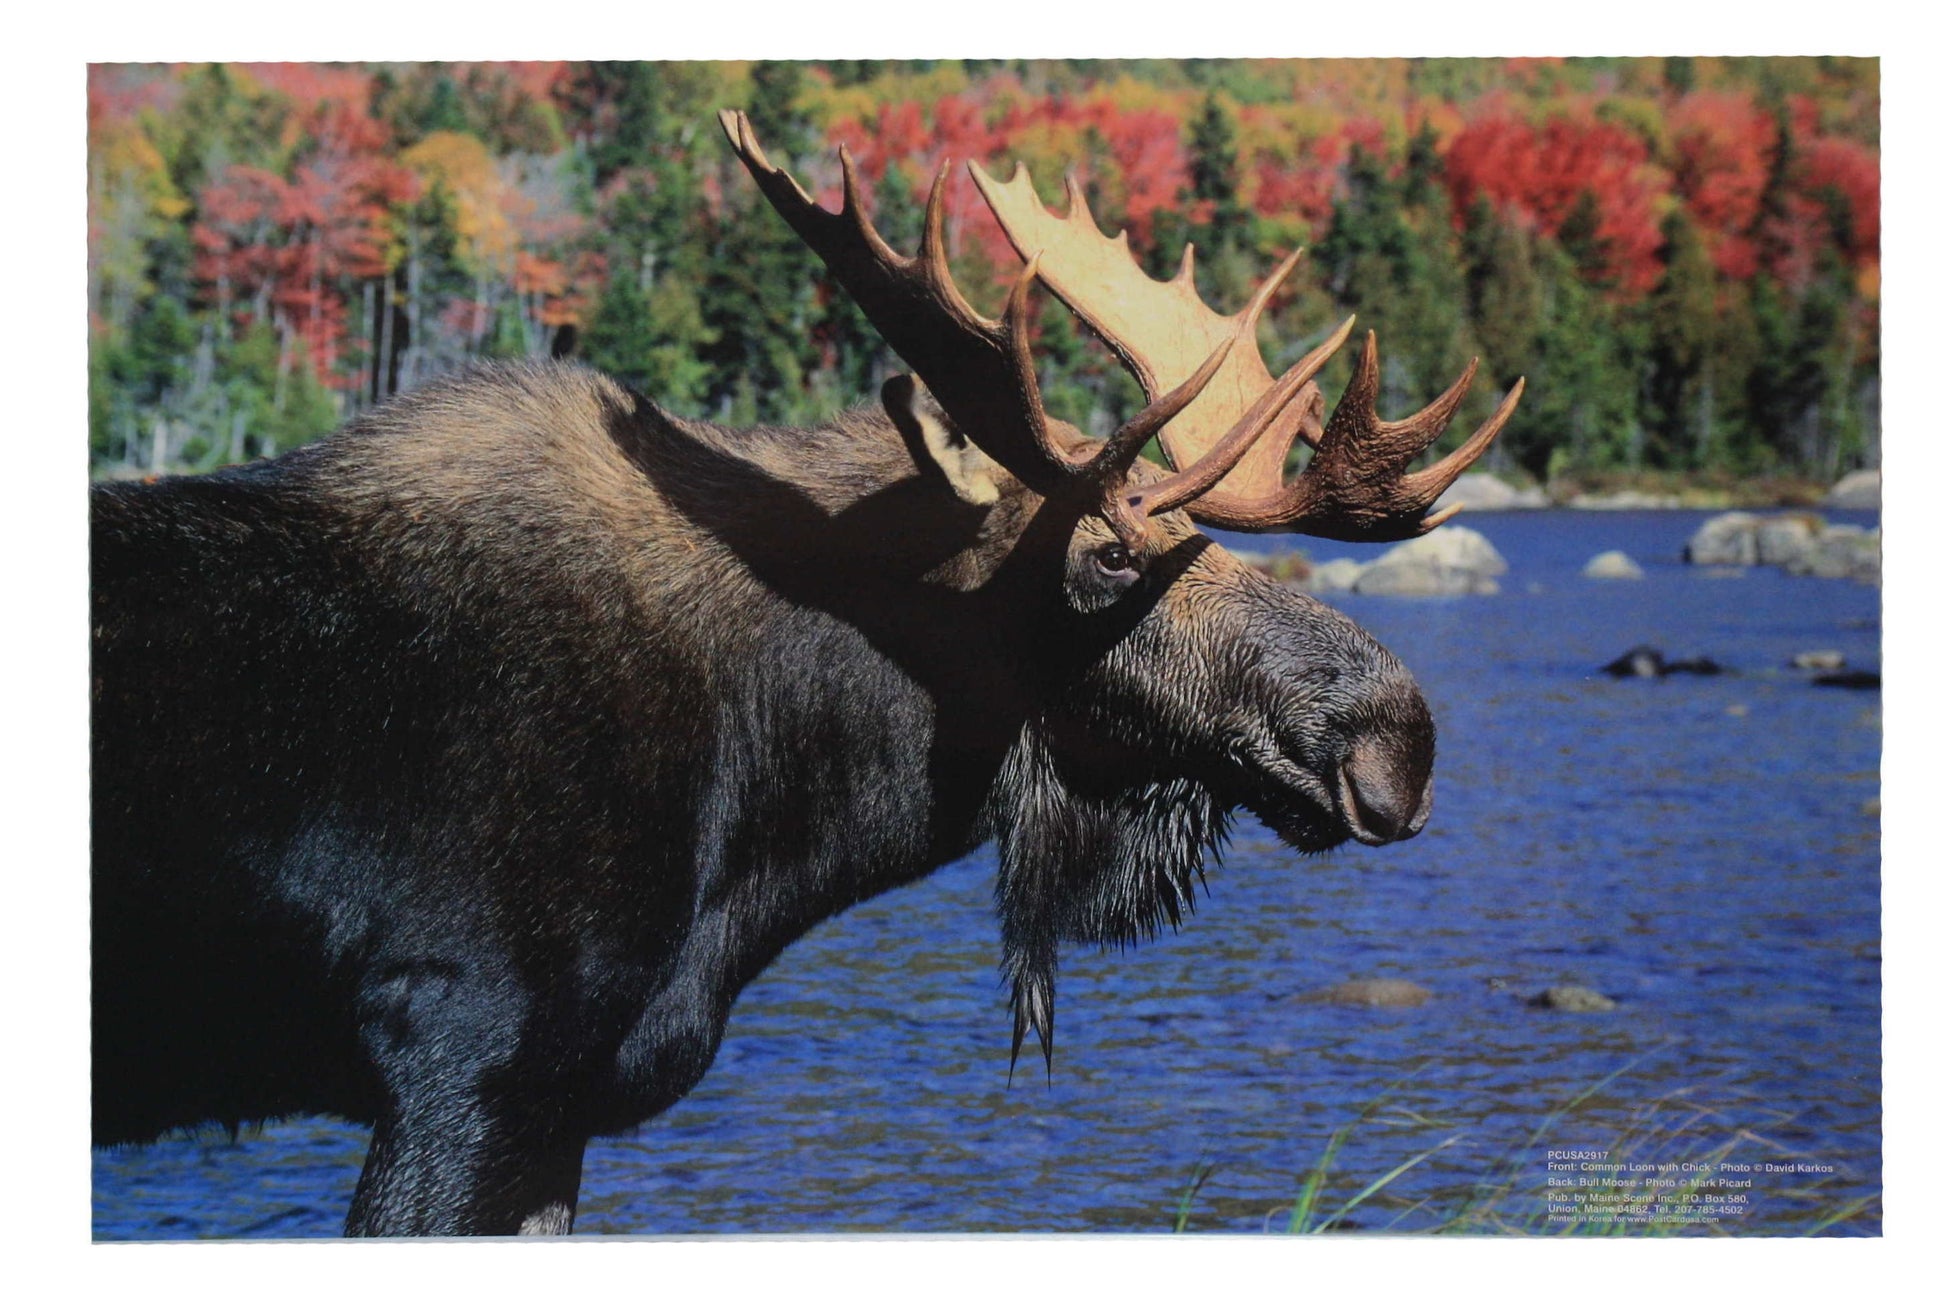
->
xmin=1445 ymin=104 xmax=1672 ymax=297
xmin=1668 ymin=91 xmax=1776 ymax=280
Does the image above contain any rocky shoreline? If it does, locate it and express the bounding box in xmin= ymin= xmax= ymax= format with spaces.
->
xmin=1228 ymin=469 xmax=1879 ymax=598
xmin=1427 ymin=468 xmax=1879 ymax=515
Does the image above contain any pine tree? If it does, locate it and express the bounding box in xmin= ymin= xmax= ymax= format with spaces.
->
xmin=585 ymin=62 xmax=669 ymax=186
xmin=1460 ymin=200 xmax=1549 ymax=478
xmin=1643 ymin=209 xmax=1720 ymax=468
xmin=1182 ymin=93 xmax=1256 ymax=308
xmin=698 ymin=62 xmax=824 ymax=421
xmin=1317 ymin=143 xmax=1477 ymax=435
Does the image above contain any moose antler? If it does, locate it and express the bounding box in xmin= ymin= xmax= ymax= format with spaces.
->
xmin=719 ymin=111 xmax=1331 ymax=548
xmin=971 ymin=162 xmax=1526 ymax=541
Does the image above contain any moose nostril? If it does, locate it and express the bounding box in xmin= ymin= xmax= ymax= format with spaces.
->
xmin=1339 ymin=741 xmax=1431 ymax=845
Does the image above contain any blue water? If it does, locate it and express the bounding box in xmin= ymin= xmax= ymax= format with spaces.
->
xmin=92 ymin=509 xmax=1882 ymax=1238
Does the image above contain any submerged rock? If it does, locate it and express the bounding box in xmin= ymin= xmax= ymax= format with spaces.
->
xmin=1601 ymin=646 xmax=1726 ymax=678
xmin=1813 ymin=669 xmax=1881 ymax=689
xmin=1301 ymin=978 xmax=1433 ymax=1008
xmin=1582 ymin=550 xmax=1645 ymax=580
xmin=1604 ymin=646 xmax=1665 ymax=679
xmin=1528 ymin=985 xmax=1618 ymax=1013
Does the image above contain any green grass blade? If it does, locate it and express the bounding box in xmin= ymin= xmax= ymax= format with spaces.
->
xmin=1310 ymin=1134 xmax=1465 ymax=1234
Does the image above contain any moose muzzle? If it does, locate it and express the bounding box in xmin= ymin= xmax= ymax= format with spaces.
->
xmin=1338 ymin=732 xmax=1435 ymax=845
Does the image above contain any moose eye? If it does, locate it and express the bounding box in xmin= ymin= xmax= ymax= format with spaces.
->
xmin=1094 ymin=543 xmax=1136 ymax=576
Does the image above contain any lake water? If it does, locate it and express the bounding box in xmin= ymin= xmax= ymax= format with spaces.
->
xmin=92 ymin=509 xmax=1882 ymax=1239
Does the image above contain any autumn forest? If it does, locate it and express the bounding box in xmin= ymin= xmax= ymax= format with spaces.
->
xmin=86 ymin=58 xmax=1880 ymax=487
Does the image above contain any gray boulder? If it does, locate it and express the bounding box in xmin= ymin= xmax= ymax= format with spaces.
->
xmin=1825 ymin=469 xmax=1881 ymax=511
xmin=1686 ymin=512 xmax=1879 ymax=584
xmin=1685 ymin=512 xmax=1762 ymax=566
xmin=1582 ymin=550 xmax=1645 ymax=580
xmin=1348 ymin=526 xmax=1507 ymax=597
xmin=1785 ymin=524 xmax=1880 ymax=582
xmin=1432 ymin=472 xmax=1549 ymax=512
xmin=1355 ymin=559 xmax=1500 ymax=597
xmin=1377 ymin=525 xmax=1508 ymax=576
xmin=1754 ymin=514 xmax=1823 ymax=568
xmin=1791 ymin=650 xmax=1847 ymax=671
xmin=1302 ymin=557 xmax=1366 ymax=593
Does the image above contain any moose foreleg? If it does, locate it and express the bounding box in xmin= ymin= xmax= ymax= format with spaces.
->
xmin=344 ymin=963 xmax=589 ymax=1236
xmin=345 ymin=1103 xmax=586 ymax=1237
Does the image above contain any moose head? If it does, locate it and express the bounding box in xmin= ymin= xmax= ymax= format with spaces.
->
xmin=723 ymin=110 xmax=1523 ymax=1072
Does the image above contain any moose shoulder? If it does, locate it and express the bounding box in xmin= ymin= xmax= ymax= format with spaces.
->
xmin=90 ymin=111 xmax=1522 ymax=1237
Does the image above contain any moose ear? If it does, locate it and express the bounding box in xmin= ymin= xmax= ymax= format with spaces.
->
xmin=882 ymin=374 xmax=1002 ymax=507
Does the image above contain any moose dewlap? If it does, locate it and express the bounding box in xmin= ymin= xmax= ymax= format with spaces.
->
xmin=89 ymin=108 xmax=1521 ymax=1237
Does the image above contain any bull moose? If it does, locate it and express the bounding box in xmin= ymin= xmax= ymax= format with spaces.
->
xmin=90 ymin=110 xmax=1522 ymax=1236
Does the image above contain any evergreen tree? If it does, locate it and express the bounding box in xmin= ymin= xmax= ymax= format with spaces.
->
xmin=157 ymin=63 xmax=288 ymax=200
xmin=1317 ymin=144 xmax=1478 ymax=441
xmin=571 ymin=68 xmax=720 ymax=409
xmin=1643 ymin=209 xmax=1721 ymax=468
xmin=1752 ymin=101 xmax=1798 ymax=276
xmin=1182 ymin=94 xmax=1256 ymax=308
xmin=1556 ymin=190 xmax=1616 ymax=291
xmin=420 ymin=76 xmax=470 ymax=136
xmin=1401 ymin=121 xmax=1443 ymax=211
xmin=585 ymin=62 xmax=670 ymax=186
xmin=1460 ymin=200 xmax=1549 ymax=477
xmin=698 ymin=62 xmax=825 ymax=422
xmin=1742 ymin=259 xmax=1851 ymax=474
xmin=1524 ymin=239 xmax=1642 ymax=476
xmin=747 ymin=61 xmax=814 ymax=161
xmin=583 ymin=253 xmax=715 ymax=411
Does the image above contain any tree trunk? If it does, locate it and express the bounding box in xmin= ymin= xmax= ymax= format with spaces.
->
xmin=274 ymin=318 xmax=292 ymax=418
xmin=375 ymin=274 xmax=394 ymax=404
xmin=149 ymin=415 xmax=169 ymax=475
xmin=405 ymin=237 xmax=423 ymax=392
xmin=470 ymin=272 xmax=489 ymax=353
xmin=361 ymin=280 xmax=377 ymax=410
